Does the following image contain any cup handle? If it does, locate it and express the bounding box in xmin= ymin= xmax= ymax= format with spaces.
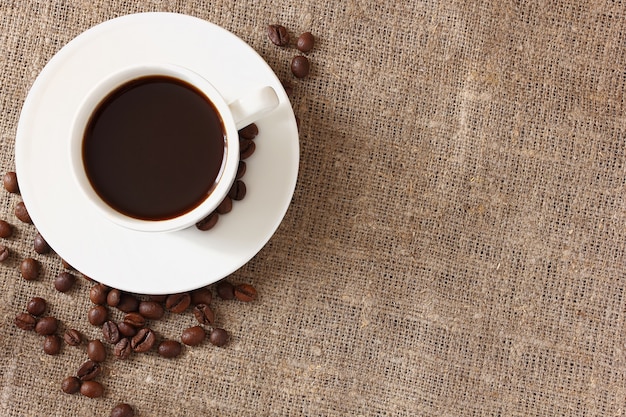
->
xmin=228 ymin=86 xmax=279 ymax=130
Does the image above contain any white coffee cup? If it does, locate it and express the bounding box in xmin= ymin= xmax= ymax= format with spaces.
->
xmin=69 ymin=63 xmax=278 ymax=233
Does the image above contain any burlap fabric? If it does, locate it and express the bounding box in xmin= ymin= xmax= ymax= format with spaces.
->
xmin=1 ymin=1 xmax=625 ymax=416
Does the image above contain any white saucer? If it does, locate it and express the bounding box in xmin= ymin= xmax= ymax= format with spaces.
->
xmin=15 ymin=13 xmax=299 ymax=294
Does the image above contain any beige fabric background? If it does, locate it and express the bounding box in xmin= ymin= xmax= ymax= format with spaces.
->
xmin=1 ymin=1 xmax=625 ymax=416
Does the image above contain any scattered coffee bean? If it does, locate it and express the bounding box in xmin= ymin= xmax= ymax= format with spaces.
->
xmin=190 ymin=287 xmax=213 ymax=306
xmin=196 ymin=212 xmax=219 ymax=231
xmin=123 ymin=312 xmax=146 ymax=328
xmin=116 ymin=293 xmax=140 ymax=313
xmin=181 ymin=325 xmax=205 ymax=346
xmin=77 ymin=360 xmax=102 ymax=381
xmin=228 ymin=180 xmax=247 ymax=201
xmin=296 ymin=32 xmax=315 ymax=52
xmin=106 ymin=288 xmax=121 ymax=307
xmin=238 ymin=123 xmax=259 ymax=140
xmin=216 ymin=281 xmax=235 ymax=300
xmin=267 ymin=24 xmax=289 ymax=46
xmin=165 ymin=293 xmax=191 ymax=313
xmin=87 ymin=339 xmax=107 ymax=362
xmin=157 ymin=340 xmax=182 ymax=359
xmin=113 ymin=337 xmax=132 ymax=359
xmin=54 ymin=272 xmax=76 ymax=292
xmin=90 ymin=283 xmax=109 ymax=305
xmin=33 ymin=233 xmax=51 ymax=254
xmin=14 ymin=201 xmax=32 ymax=224
xmin=216 ymin=196 xmax=233 ymax=214
xmin=80 ymin=380 xmax=104 ymax=398
xmin=63 ymin=328 xmax=83 ymax=346
xmin=111 ymin=403 xmax=135 ymax=417
xmin=3 ymin=171 xmax=19 ymax=193
xmin=26 ymin=297 xmax=47 ymax=316
xmin=193 ymin=304 xmax=215 ymax=325
xmin=209 ymin=328 xmax=229 ymax=347
xmin=131 ymin=328 xmax=156 ymax=352
xmin=138 ymin=301 xmax=164 ymax=320
xmin=291 ymin=55 xmax=310 ymax=78
xmin=234 ymin=283 xmax=258 ymax=302
xmin=149 ymin=294 xmax=167 ymax=303
xmin=61 ymin=376 xmax=82 ymax=394
xmin=88 ymin=305 xmax=108 ymax=326
xmin=15 ymin=312 xmax=37 ymax=331
xmin=35 ymin=316 xmax=58 ymax=335
xmin=236 ymin=161 xmax=247 ymax=179
xmin=0 ymin=219 xmax=13 ymax=238
xmin=43 ymin=335 xmax=62 ymax=355
xmin=239 ymin=138 xmax=256 ymax=159
xmin=0 ymin=245 xmax=8 ymax=262
xmin=117 ymin=322 xmax=138 ymax=338
xmin=102 ymin=320 xmax=121 ymax=344
xmin=20 ymin=258 xmax=40 ymax=280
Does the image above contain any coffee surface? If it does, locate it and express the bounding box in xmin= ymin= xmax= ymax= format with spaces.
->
xmin=83 ymin=75 xmax=225 ymax=220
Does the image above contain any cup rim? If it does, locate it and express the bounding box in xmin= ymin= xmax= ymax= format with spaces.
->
xmin=68 ymin=63 xmax=240 ymax=233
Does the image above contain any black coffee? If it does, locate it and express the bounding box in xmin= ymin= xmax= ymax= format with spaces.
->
xmin=83 ymin=75 xmax=226 ymax=220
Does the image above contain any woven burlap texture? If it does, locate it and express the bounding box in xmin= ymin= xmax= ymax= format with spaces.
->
xmin=1 ymin=1 xmax=625 ymax=416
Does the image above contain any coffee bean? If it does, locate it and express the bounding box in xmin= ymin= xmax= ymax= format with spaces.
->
xmin=26 ymin=297 xmax=47 ymax=316
xmin=196 ymin=212 xmax=219 ymax=231
xmin=165 ymin=293 xmax=191 ymax=313
xmin=77 ymin=360 xmax=102 ymax=381
xmin=190 ymin=287 xmax=213 ymax=306
xmin=234 ymin=283 xmax=258 ymax=302
xmin=106 ymin=288 xmax=121 ymax=307
xmin=0 ymin=245 xmax=8 ymax=262
xmin=138 ymin=301 xmax=164 ymax=320
xmin=61 ymin=259 xmax=73 ymax=270
xmin=89 ymin=283 xmax=109 ymax=305
xmin=157 ymin=340 xmax=182 ymax=359
xmin=131 ymin=328 xmax=156 ymax=352
xmin=116 ymin=293 xmax=140 ymax=313
xmin=113 ymin=337 xmax=132 ymax=359
xmin=149 ymin=294 xmax=167 ymax=303
xmin=181 ymin=326 xmax=205 ymax=346
xmin=3 ymin=171 xmax=19 ymax=194
xmin=0 ymin=219 xmax=13 ymax=238
xmin=54 ymin=272 xmax=76 ymax=293
xmin=209 ymin=328 xmax=229 ymax=347
xmin=239 ymin=138 xmax=256 ymax=159
xmin=111 ymin=403 xmax=135 ymax=417
xmin=102 ymin=321 xmax=121 ymax=344
xmin=216 ymin=196 xmax=232 ymax=214
xmin=43 ymin=335 xmax=62 ymax=355
xmin=267 ymin=24 xmax=289 ymax=46
xmin=117 ymin=322 xmax=138 ymax=337
xmin=20 ymin=258 xmax=40 ymax=280
xmin=291 ymin=55 xmax=310 ymax=78
xmin=15 ymin=312 xmax=37 ymax=331
xmin=228 ymin=180 xmax=246 ymax=201
xmin=238 ymin=123 xmax=259 ymax=140
xmin=61 ymin=376 xmax=81 ymax=394
xmin=80 ymin=380 xmax=104 ymax=398
xmin=236 ymin=161 xmax=247 ymax=179
xmin=123 ymin=312 xmax=146 ymax=328
xmin=216 ymin=281 xmax=235 ymax=300
xmin=35 ymin=316 xmax=58 ymax=335
xmin=14 ymin=201 xmax=32 ymax=224
xmin=63 ymin=328 xmax=83 ymax=346
xmin=193 ymin=304 xmax=215 ymax=325
xmin=87 ymin=339 xmax=107 ymax=362
xmin=33 ymin=232 xmax=51 ymax=254
xmin=296 ymin=32 xmax=315 ymax=52
xmin=88 ymin=305 xmax=108 ymax=326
